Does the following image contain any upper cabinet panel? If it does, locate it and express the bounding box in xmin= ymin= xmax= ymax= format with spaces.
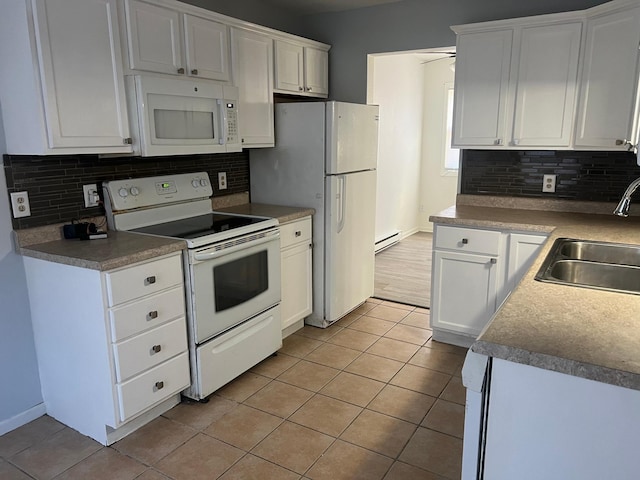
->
xmin=124 ymin=0 xmax=183 ymax=75
xmin=183 ymin=14 xmax=230 ymax=82
xmin=452 ymin=29 xmax=513 ymax=147
xmin=274 ymin=40 xmax=329 ymax=98
xmin=304 ymin=47 xmax=329 ymax=97
xmin=274 ymin=40 xmax=305 ymax=93
xmin=574 ymin=5 xmax=640 ymax=150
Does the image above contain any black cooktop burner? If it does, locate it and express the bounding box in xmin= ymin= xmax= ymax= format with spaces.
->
xmin=131 ymin=213 xmax=267 ymax=240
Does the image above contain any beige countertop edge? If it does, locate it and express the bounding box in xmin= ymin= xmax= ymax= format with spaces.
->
xmin=431 ymin=203 xmax=640 ymax=390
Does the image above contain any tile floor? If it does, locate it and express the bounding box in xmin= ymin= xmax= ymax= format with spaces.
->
xmin=0 ymin=299 xmax=467 ymax=480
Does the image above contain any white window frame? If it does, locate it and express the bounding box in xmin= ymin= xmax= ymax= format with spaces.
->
xmin=441 ymin=82 xmax=459 ymax=177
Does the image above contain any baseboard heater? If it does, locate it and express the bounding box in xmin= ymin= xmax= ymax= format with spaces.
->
xmin=375 ymin=231 xmax=401 ymax=253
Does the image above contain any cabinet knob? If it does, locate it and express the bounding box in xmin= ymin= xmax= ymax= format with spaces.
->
xmin=616 ymin=139 xmax=626 ymax=145
xmin=144 ymin=276 xmax=156 ymax=286
xmin=295 ymin=231 xmax=302 ymax=237
xmin=177 ymin=67 xmax=185 ymax=74
xmin=123 ymin=137 xmax=132 ymax=145
xmin=154 ymin=381 xmax=164 ymax=390
xmin=151 ymin=344 xmax=162 ymax=354
xmin=490 ymin=258 xmax=497 ymax=264
xmin=461 ymin=238 xmax=468 ymax=244
xmin=512 ymin=139 xmax=520 ymax=146
xmin=307 ymin=87 xmax=312 ymax=92
xmin=191 ymin=69 xmax=198 ymax=75
xmin=494 ymin=138 xmax=503 ymax=146
xmin=147 ymin=310 xmax=158 ymax=320
xmin=298 ymin=86 xmax=304 ymax=91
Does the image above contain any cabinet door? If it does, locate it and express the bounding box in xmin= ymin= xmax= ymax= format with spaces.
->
xmin=304 ymin=47 xmax=328 ymax=96
xmin=431 ymin=250 xmax=499 ymax=337
xmin=231 ymin=28 xmax=274 ymax=147
xmin=575 ymin=6 xmax=640 ymax=149
xmin=274 ymin=40 xmax=304 ymax=93
xmin=511 ymin=23 xmax=582 ymax=147
xmin=452 ymin=29 xmax=513 ymax=147
xmin=281 ymin=242 xmax=313 ymax=330
xmin=502 ymin=233 xmax=547 ymax=304
xmin=124 ymin=0 xmax=183 ymax=75
xmin=184 ymin=15 xmax=230 ymax=82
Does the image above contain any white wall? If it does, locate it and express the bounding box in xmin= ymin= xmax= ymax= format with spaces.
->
xmin=0 ymin=105 xmax=43 ymax=434
xmin=419 ymin=59 xmax=458 ymax=232
xmin=368 ymin=53 xmax=425 ymax=242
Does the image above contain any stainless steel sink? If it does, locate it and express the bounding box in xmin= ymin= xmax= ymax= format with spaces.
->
xmin=559 ymin=240 xmax=640 ymax=267
xmin=535 ymin=238 xmax=640 ymax=295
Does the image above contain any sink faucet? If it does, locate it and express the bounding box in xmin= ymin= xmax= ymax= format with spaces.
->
xmin=614 ymin=177 xmax=640 ymax=217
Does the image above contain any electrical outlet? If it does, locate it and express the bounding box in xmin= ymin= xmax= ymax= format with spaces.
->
xmin=218 ymin=172 xmax=227 ymax=190
xmin=83 ymin=184 xmax=99 ymax=208
xmin=10 ymin=191 xmax=31 ymax=218
xmin=542 ymin=174 xmax=557 ymax=193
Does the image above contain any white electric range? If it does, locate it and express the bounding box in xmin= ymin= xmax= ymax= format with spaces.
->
xmin=103 ymin=172 xmax=282 ymax=400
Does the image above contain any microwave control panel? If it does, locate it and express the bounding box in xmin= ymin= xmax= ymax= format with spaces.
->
xmin=225 ymin=102 xmax=239 ymax=144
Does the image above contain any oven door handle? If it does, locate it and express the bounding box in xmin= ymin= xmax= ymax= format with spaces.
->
xmin=193 ymin=231 xmax=280 ymax=262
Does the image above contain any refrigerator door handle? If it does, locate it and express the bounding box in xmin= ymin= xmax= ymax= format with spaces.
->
xmin=337 ymin=175 xmax=346 ymax=234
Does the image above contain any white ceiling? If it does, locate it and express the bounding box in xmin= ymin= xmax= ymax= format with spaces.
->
xmin=266 ymin=0 xmax=404 ymax=15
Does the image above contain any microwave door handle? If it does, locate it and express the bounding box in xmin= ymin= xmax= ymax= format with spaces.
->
xmin=217 ymin=99 xmax=226 ymax=145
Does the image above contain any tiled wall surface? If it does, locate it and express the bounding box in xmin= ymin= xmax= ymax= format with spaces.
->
xmin=460 ymin=150 xmax=640 ymax=202
xmin=4 ymin=153 xmax=250 ymax=229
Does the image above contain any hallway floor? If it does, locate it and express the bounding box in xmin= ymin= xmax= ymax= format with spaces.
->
xmin=375 ymin=233 xmax=433 ymax=308
xmin=0 ymin=299 xmax=466 ymax=480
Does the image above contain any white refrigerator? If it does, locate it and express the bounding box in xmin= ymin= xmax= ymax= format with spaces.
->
xmin=250 ymin=101 xmax=379 ymax=328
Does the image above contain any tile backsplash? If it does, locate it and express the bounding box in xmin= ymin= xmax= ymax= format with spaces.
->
xmin=4 ymin=152 xmax=249 ymax=229
xmin=460 ymin=150 xmax=640 ymax=202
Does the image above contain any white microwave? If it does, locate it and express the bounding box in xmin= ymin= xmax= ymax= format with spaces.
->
xmin=127 ymin=75 xmax=241 ymax=156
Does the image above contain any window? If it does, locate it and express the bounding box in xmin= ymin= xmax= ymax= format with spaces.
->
xmin=442 ymin=83 xmax=459 ymax=175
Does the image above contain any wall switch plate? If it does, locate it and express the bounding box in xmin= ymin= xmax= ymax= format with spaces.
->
xmin=10 ymin=191 xmax=31 ymax=218
xmin=542 ymin=174 xmax=557 ymax=193
xmin=83 ymin=184 xmax=99 ymax=208
xmin=218 ymin=172 xmax=227 ymax=190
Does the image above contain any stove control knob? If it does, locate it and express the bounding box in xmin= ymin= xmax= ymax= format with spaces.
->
xmin=191 ymin=179 xmax=200 ymax=188
xmin=200 ymin=179 xmax=208 ymax=187
xmin=130 ymin=186 xmax=140 ymax=196
xmin=118 ymin=187 xmax=128 ymax=198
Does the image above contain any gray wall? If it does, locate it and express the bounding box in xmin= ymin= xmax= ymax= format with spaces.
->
xmin=302 ymin=0 xmax=606 ymax=103
xmin=0 ymin=108 xmax=43 ymax=429
xmin=180 ymin=0 xmax=307 ymax=35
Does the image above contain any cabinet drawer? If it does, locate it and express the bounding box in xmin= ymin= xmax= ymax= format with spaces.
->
xmin=113 ymin=317 xmax=188 ymax=382
xmin=109 ymin=286 xmax=185 ymax=342
xmin=117 ymin=351 xmax=190 ymax=422
xmin=280 ymin=217 xmax=312 ymax=249
xmin=435 ymin=225 xmax=502 ymax=256
xmin=105 ymin=254 xmax=183 ymax=306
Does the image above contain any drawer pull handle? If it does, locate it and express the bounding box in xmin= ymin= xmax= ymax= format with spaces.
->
xmin=152 ymin=344 xmax=162 ymax=354
xmin=490 ymin=258 xmax=497 ymax=264
xmin=145 ymin=276 xmax=156 ymax=285
xmin=148 ymin=310 xmax=158 ymax=320
xmin=155 ymin=381 xmax=164 ymax=390
xmin=295 ymin=231 xmax=302 ymax=237
xmin=461 ymin=238 xmax=468 ymax=244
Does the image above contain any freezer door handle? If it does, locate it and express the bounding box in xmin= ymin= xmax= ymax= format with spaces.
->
xmin=337 ymin=175 xmax=346 ymax=233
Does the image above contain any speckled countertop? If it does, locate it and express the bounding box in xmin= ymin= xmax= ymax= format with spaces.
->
xmin=217 ymin=203 xmax=315 ymax=224
xmin=15 ymin=203 xmax=313 ymax=272
xmin=430 ymin=195 xmax=640 ymax=391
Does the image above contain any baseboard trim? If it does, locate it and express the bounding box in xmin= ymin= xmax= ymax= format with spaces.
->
xmin=0 ymin=402 xmax=46 ymax=436
xmin=375 ymin=231 xmax=401 ymax=253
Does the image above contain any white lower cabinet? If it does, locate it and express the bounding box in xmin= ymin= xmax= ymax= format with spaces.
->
xmin=279 ymin=216 xmax=313 ymax=335
xmin=23 ymin=251 xmax=190 ymax=445
xmin=431 ymin=224 xmax=547 ymax=346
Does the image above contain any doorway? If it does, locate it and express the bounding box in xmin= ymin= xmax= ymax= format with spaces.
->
xmin=367 ymin=47 xmax=458 ymax=307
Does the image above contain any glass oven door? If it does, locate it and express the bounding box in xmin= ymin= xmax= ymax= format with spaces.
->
xmin=188 ymin=229 xmax=281 ymax=344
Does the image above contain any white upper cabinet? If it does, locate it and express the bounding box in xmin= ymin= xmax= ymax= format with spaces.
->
xmin=231 ymin=28 xmax=274 ymax=147
xmin=574 ymin=5 xmax=640 ymax=150
xmin=123 ymin=0 xmax=230 ymax=81
xmin=511 ymin=22 xmax=582 ymax=147
xmin=0 ymin=0 xmax=132 ymax=154
xmin=453 ymin=20 xmax=581 ymax=149
xmin=452 ymin=29 xmax=513 ymax=147
xmin=274 ymin=40 xmax=329 ymax=97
